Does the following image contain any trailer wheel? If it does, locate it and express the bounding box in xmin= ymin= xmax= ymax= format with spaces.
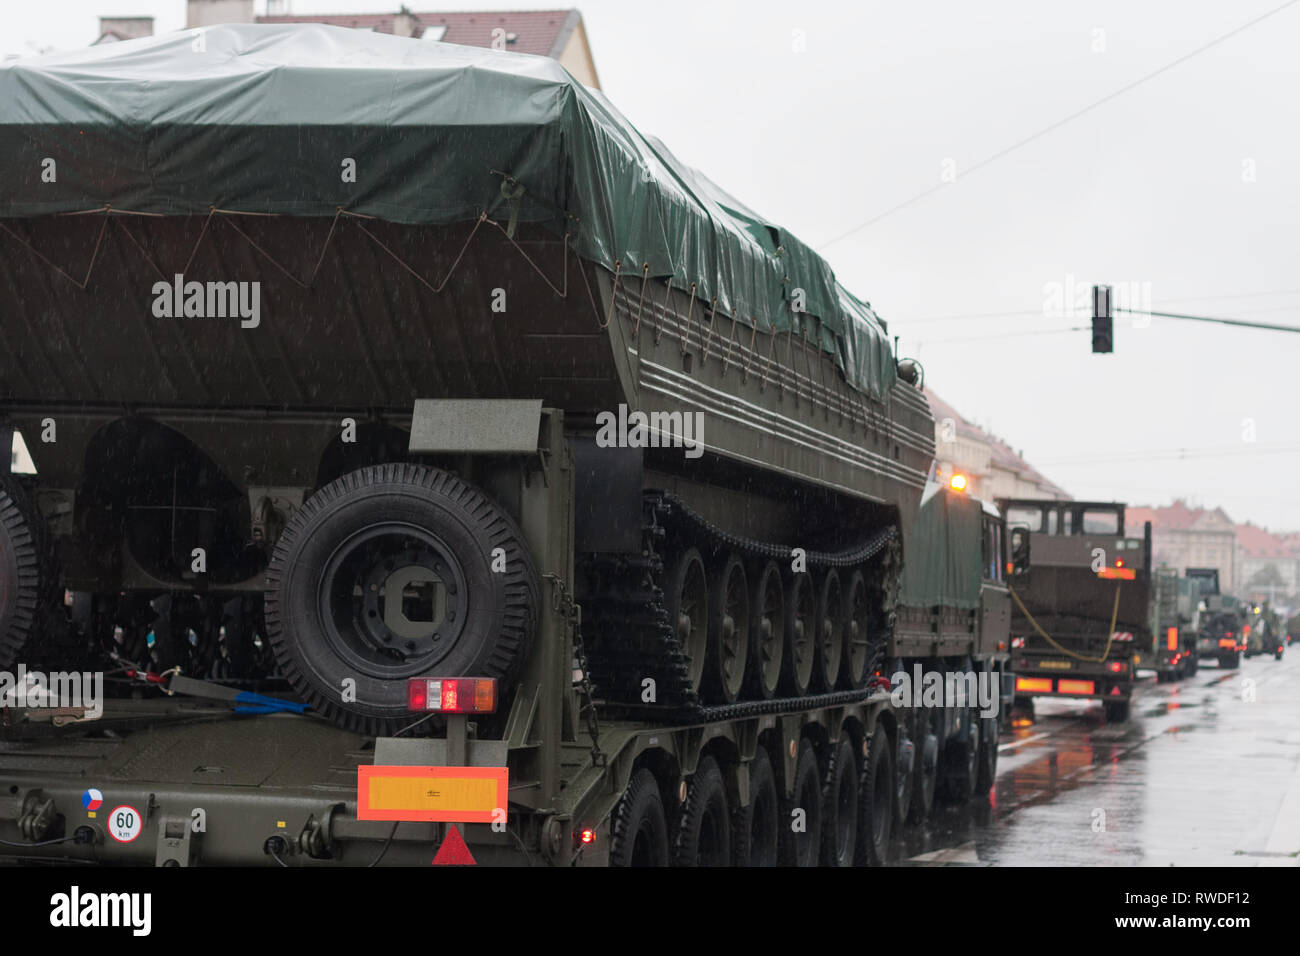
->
xmin=1103 ymin=699 xmax=1130 ymax=722
xmin=908 ymin=713 xmax=940 ymax=824
xmin=820 ymin=734 xmax=859 ymax=867
xmin=732 ymin=746 xmax=779 ymax=866
xmin=974 ymin=713 xmax=999 ymax=796
xmin=0 ymin=479 xmax=52 ymax=670
xmin=1186 ymin=655 xmax=1198 ymax=675
xmin=704 ymin=554 xmax=749 ymax=704
xmin=746 ymin=561 xmax=784 ymax=699
xmin=674 ymin=756 xmax=731 ymax=866
xmin=665 ymin=548 xmax=709 ymax=695
xmin=780 ymin=739 xmax=822 ymax=866
xmin=610 ymin=768 xmax=671 ymax=867
xmin=780 ymin=572 xmax=816 ymax=696
xmin=939 ymin=715 xmax=978 ymax=805
xmin=856 ymin=725 xmax=894 ymax=866
xmin=841 ymin=571 xmax=870 ymax=689
xmin=815 ymin=570 xmax=844 ymax=691
xmin=894 ymin=727 xmax=915 ymax=825
xmin=265 ymin=464 xmax=539 ymax=735
xmin=1220 ymin=652 xmax=1240 ymax=670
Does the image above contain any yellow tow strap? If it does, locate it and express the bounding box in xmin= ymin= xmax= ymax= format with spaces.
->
xmin=1007 ymin=582 xmax=1122 ymax=664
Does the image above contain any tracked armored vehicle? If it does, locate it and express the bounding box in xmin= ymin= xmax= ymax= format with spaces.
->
xmin=0 ymin=26 xmax=974 ymax=868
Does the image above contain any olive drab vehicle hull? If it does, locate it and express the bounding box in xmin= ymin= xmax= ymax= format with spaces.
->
xmin=0 ymin=26 xmax=996 ymax=869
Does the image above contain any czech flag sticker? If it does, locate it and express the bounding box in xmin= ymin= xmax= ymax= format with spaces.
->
xmin=82 ymin=788 xmax=104 ymax=811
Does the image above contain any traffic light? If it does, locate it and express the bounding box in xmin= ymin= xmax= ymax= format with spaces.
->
xmin=1092 ymin=284 xmax=1113 ymax=353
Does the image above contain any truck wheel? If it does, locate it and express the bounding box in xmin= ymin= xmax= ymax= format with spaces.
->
xmin=820 ymin=734 xmax=859 ymax=867
xmin=1103 ymin=699 xmax=1130 ymax=722
xmin=780 ymin=573 xmax=816 ymax=697
xmin=0 ymin=479 xmax=52 ymax=670
xmin=856 ymin=725 xmax=894 ymax=866
xmin=704 ymin=554 xmax=749 ymax=704
xmin=815 ymin=570 xmax=844 ymax=691
xmin=908 ymin=715 xmax=939 ymax=824
xmin=732 ymin=747 xmax=779 ymax=866
xmin=842 ymin=570 xmax=870 ymax=689
xmin=1186 ymin=655 xmax=1198 ymax=676
xmin=610 ymin=768 xmax=670 ymax=867
xmin=746 ymin=561 xmax=784 ymax=699
xmin=780 ymin=739 xmax=822 ymax=866
xmin=265 ymin=464 xmax=539 ymax=735
xmin=975 ymin=713 xmax=999 ymax=796
xmin=1220 ymin=652 xmax=1240 ymax=670
xmin=674 ymin=756 xmax=731 ymax=866
xmin=894 ymin=728 xmax=915 ymax=825
xmin=939 ymin=715 xmax=978 ymax=805
xmin=665 ymin=548 xmax=709 ymax=695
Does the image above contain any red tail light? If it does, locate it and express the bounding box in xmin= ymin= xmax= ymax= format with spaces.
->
xmin=1016 ymin=677 xmax=1053 ymax=693
xmin=1058 ymin=679 xmax=1095 ymax=695
xmin=1107 ymin=661 xmax=1125 ymax=673
xmin=407 ymin=678 xmax=498 ymax=714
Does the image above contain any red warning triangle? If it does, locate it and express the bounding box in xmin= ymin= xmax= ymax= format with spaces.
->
xmin=432 ymin=824 xmax=476 ymax=866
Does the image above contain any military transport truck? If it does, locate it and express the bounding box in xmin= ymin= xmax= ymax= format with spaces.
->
xmin=1145 ymin=568 xmax=1198 ymax=682
xmin=1187 ymin=570 xmax=1244 ymax=669
xmin=999 ymin=499 xmax=1151 ymax=723
xmin=0 ymin=25 xmax=999 ymax=867
xmin=1243 ymin=602 xmax=1285 ymax=660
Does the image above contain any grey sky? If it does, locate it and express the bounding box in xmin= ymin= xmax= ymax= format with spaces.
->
xmin=9 ymin=1 xmax=1299 ymax=528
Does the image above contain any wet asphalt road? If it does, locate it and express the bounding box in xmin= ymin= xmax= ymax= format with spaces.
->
xmin=893 ymin=647 xmax=1300 ymax=866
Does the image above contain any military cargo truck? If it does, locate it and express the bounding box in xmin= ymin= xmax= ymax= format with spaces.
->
xmin=0 ymin=26 xmax=1001 ymax=867
xmin=1187 ymin=570 xmax=1244 ymax=669
xmin=1144 ymin=568 xmax=1198 ymax=682
xmin=999 ymin=499 xmax=1150 ymax=723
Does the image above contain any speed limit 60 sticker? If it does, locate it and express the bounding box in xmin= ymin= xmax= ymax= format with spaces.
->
xmin=107 ymin=805 xmax=143 ymax=843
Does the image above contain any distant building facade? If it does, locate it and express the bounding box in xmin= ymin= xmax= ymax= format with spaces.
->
xmin=1125 ymin=501 xmax=1239 ymax=593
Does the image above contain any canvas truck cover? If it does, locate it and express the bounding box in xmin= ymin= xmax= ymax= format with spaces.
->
xmin=899 ymin=486 xmax=984 ymax=610
xmin=0 ymin=23 xmax=894 ymax=399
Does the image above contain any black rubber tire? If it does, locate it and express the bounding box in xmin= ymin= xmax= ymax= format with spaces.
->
xmin=908 ymin=712 xmax=940 ymax=824
xmin=732 ymin=746 xmax=780 ymax=867
xmin=609 ymin=768 xmax=671 ymax=867
xmin=265 ymin=463 xmax=539 ymax=735
xmin=674 ymin=755 xmax=731 ymax=867
xmin=779 ymin=739 xmax=822 ymax=866
xmin=703 ymin=553 xmax=749 ymax=705
xmin=1186 ymin=655 xmax=1198 ymax=675
xmin=0 ymin=478 xmax=53 ymax=671
xmin=974 ymin=712 xmax=999 ymax=796
xmin=856 ymin=724 xmax=894 ymax=866
xmin=664 ymin=547 xmax=709 ymax=695
xmin=1221 ymin=652 xmax=1240 ymax=670
xmin=820 ymin=734 xmax=859 ymax=867
xmin=894 ymin=728 xmax=915 ymax=826
xmin=939 ymin=711 xmax=978 ymax=805
xmin=814 ymin=569 xmax=844 ymax=692
xmin=746 ymin=561 xmax=784 ymax=699
xmin=780 ymin=572 xmax=816 ymax=696
xmin=1103 ymin=699 xmax=1130 ymax=722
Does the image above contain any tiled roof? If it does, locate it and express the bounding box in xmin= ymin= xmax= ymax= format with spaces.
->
xmin=257 ymin=9 xmax=580 ymax=58
xmin=1236 ymin=522 xmax=1292 ymax=558
xmin=924 ymin=389 xmax=1068 ymax=495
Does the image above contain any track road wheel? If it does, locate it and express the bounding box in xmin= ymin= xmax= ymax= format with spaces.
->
xmin=815 ymin=570 xmax=845 ymax=691
xmin=265 ymin=464 xmax=539 ymax=735
xmin=610 ymin=768 xmax=670 ymax=867
xmin=857 ymin=725 xmax=894 ymax=866
xmin=665 ymin=547 xmax=709 ymax=696
xmin=975 ymin=713 xmax=999 ymax=796
xmin=732 ymin=747 xmax=780 ymax=866
xmin=746 ymin=561 xmax=784 ymax=699
xmin=781 ymin=572 xmax=816 ymax=697
xmin=842 ymin=570 xmax=871 ymax=689
xmin=820 ymin=734 xmax=859 ymax=867
xmin=674 ymin=756 xmax=731 ymax=866
xmin=0 ymin=479 xmax=53 ymax=671
xmin=908 ymin=714 xmax=940 ymax=824
xmin=1103 ymin=698 xmax=1130 ymax=722
xmin=704 ymin=554 xmax=749 ymax=704
xmin=780 ymin=739 xmax=822 ymax=866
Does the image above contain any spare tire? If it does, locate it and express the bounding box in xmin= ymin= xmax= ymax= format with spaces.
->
xmin=0 ymin=478 xmax=51 ymax=671
xmin=265 ymin=464 xmax=539 ymax=735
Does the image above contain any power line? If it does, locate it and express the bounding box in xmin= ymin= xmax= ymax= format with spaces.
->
xmin=1115 ymin=306 xmax=1300 ymax=334
xmin=819 ymin=0 xmax=1300 ymax=249
xmin=894 ymin=288 xmax=1300 ymax=325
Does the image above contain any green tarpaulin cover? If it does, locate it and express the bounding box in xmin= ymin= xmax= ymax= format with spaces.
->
xmin=0 ymin=23 xmax=895 ymax=398
xmin=899 ymin=486 xmax=984 ymax=610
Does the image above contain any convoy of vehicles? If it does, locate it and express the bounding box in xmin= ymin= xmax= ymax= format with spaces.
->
xmin=1000 ymin=499 xmax=1150 ymax=723
xmin=0 ymin=25 xmax=1013 ymax=867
